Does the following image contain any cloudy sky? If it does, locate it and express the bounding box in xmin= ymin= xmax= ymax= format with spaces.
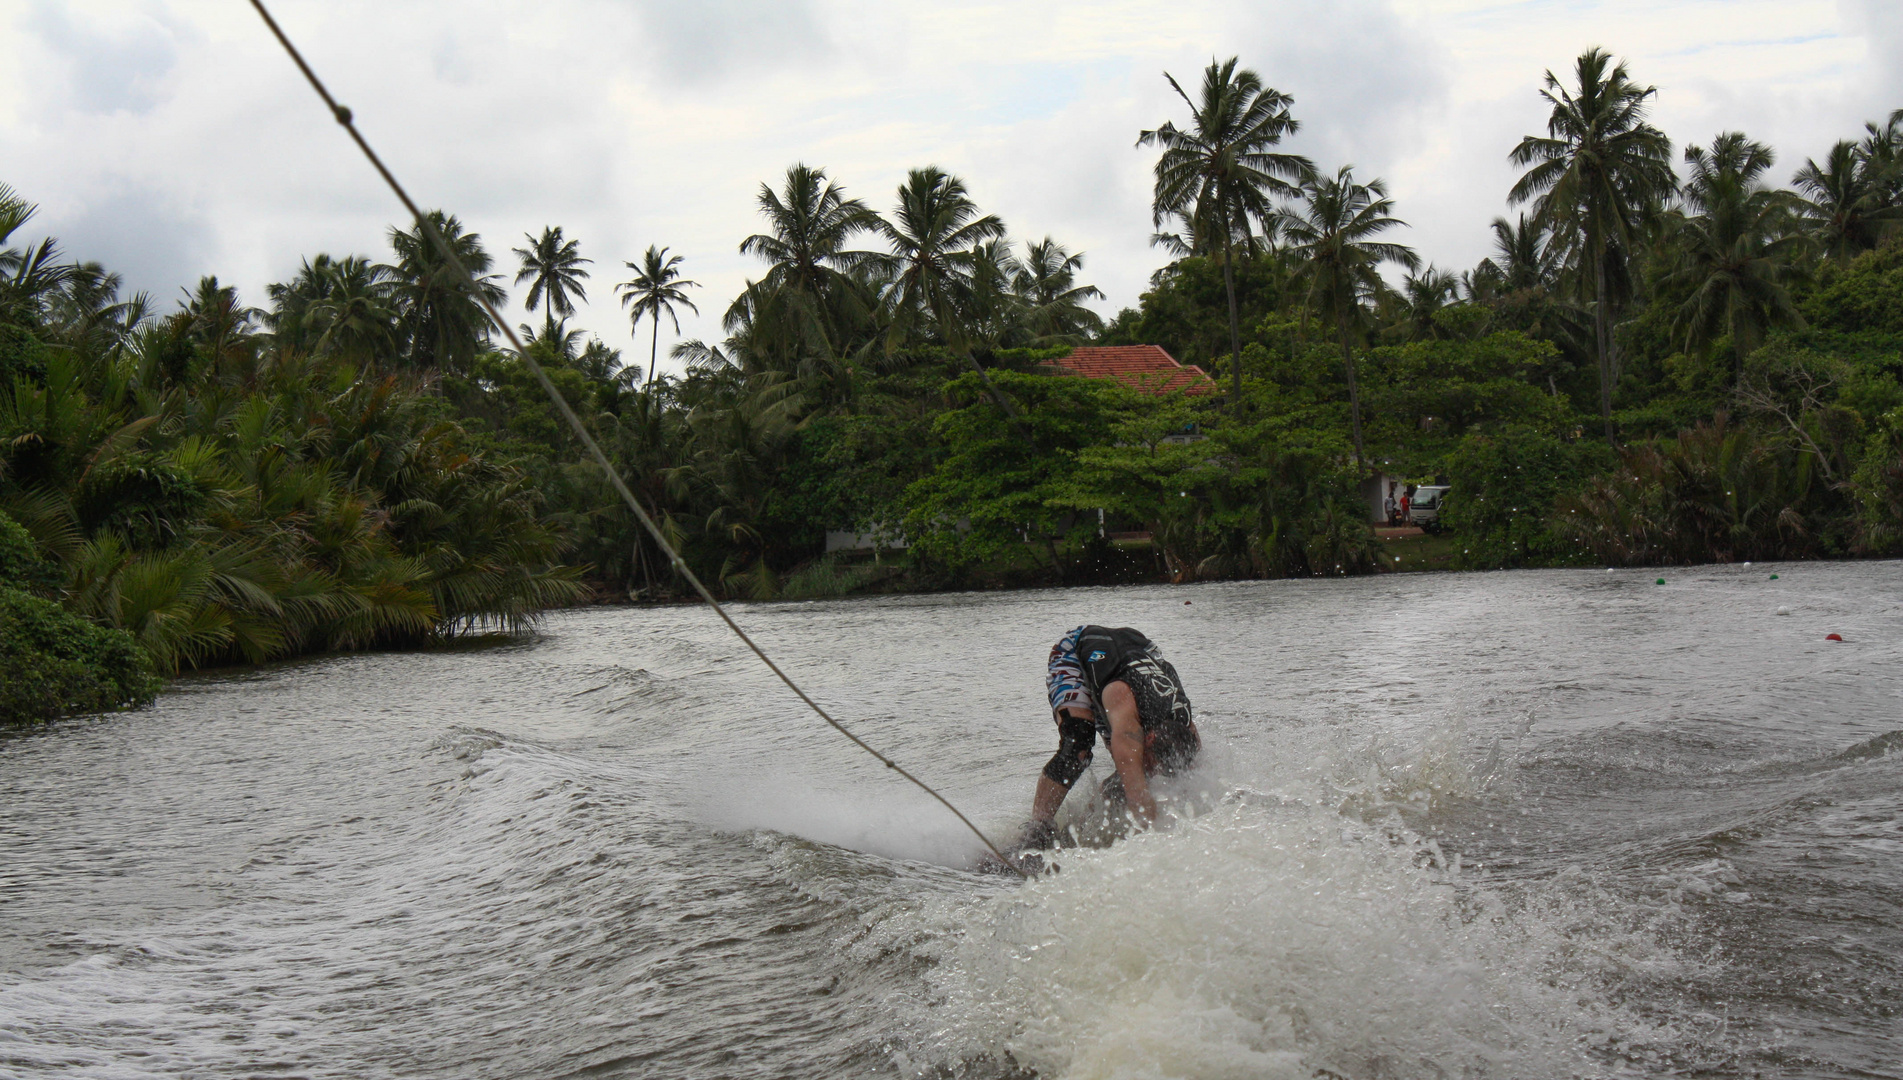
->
xmin=3 ymin=1 xmax=1898 ymax=376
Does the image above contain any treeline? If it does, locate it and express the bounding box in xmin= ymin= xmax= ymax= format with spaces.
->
xmin=0 ymin=193 xmax=585 ymax=721
xmin=5 ymin=49 xmax=1903 ymax=721
xmin=1102 ymin=51 xmax=1903 ymax=569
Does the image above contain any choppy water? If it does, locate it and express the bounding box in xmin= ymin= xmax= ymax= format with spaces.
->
xmin=2 ymin=563 xmax=1900 ymax=1078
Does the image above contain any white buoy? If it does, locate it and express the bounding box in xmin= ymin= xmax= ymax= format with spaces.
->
xmin=1776 ymin=606 xmax=1790 ymax=616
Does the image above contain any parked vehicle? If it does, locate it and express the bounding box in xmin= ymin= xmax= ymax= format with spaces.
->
xmin=1409 ymin=485 xmax=1450 ymax=532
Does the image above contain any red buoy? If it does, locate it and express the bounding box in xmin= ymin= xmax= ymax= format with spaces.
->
xmin=1825 ymin=633 xmax=1844 ymax=641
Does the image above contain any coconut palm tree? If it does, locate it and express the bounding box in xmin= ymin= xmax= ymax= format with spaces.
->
xmin=617 ymin=245 xmax=701 ymax=388
xmin=517 ymin=318 xmax=586 ymax=362
xmin=47 ymin=262 xmax=151 ymax=362
xmin=305 ymin=256 xmax=402 ymax=367
xmin=1138 ymin=57 xmax=1312 ymax=405
xmin=512 ymin=226 xmax=591 ymax=335
xmin=964 ymin=238 xmax=1025 ymax=350
xmin=875 ymin=167 xmax=1027 ymax=422
xmin=0 ymin=185 xmax=73 ymax=326
xmin=1510 ymin=47 xmax=1676 ymax=445
xmin=387 ymin=211 xmax=505 ymax=374
xmin=735 ymin=164 xmax=881 ymax=366
xmin=181 ymin=276 xmax=260 ymax=383
xmin=877 ymin=167 xmax=1006 ymax=355
xmin=1013 ymin=238 xmax=1106 ymax=344
xmin=1488 ymin=214 xmax=1562 ymax=293
xmin=1793 ymin=140 xmax=1902 ymax=261
xmin=1280 ymin=166 xmax=1419 ymax=466
xmin=1664 ymin=133 xmax=1812 ymax=380
xmin=1392 ymin=266 xmax=1459 ymax=341
xmin=1860 ymin=109 xmax=1903 ymax=204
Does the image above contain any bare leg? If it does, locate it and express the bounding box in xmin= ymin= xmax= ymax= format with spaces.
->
xmin=1031 ymin=775 xmax=1069 ymax=824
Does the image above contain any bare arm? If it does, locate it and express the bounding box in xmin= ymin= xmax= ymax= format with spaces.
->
xmin=1102 ymin=680 xmax=1154 ymax=824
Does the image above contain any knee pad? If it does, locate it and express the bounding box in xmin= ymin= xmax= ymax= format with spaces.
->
xmin=1041 ymin=714 xmax=1097 ymax=787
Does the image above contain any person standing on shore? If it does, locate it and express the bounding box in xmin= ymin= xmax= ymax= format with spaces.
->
xmin=1016 ymin=625 xmax=1201 ymax=851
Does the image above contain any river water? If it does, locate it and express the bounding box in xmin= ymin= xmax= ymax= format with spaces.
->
xmin=2 ymin=563 xmax=1899 ymax=1078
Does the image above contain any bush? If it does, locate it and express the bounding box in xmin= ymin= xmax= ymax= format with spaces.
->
xmin=1851 ymin=405 xmax=1903 ymax=555
xmin=1807 ymin=241 xmax=1903 ymax=336
xmin=778 ymin=554 xmax=905 ymax=599
xmin=1443 ymin=428 xmax=1612 ymax=568
xmin=0 ymin=585 xmax=162 ymax=724
xmin=0 ymin=508 xmax=56 ymax=592
xmin=1556 ymin=415 xmax=1823 ymax=566
xmin=0 ymin=324 xmax=49 ymax=385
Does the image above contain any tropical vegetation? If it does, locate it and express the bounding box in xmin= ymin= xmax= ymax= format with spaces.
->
xmin=4 ymin=52 xmax=1902 ymax=721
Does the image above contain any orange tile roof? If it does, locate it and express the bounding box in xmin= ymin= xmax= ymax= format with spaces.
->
xmin=1041 ymin=345 xmax=1219 ymax=396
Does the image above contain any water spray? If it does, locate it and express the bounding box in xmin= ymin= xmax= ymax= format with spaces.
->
xmin=245 ymin=0 xmax=1024 ymax=877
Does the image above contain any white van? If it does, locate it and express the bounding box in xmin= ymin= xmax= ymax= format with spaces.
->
xmin=1409 ymin=485 xmax=1450 ymax=531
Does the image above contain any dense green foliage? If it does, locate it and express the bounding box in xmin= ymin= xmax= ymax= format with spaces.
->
xmin=1 ymin=583 xmax=160 ymax=723
xmin=0 ymin=188 xmax=586 ymax=722
xmin=1 ymin=55 xmax=1900 ymax=721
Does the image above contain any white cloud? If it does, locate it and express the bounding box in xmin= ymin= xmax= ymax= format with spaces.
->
xmin=0 ymin=0 xmax=1894 ymax=374
xmin=23 ymin=0 xmax=187 ymax=115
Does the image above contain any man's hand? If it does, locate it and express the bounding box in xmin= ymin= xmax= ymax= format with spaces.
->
xmin=1102 ymin=680 xmax=1154 ymax=824
xmin=1015 ymin=818 xmax=1057 ymax=851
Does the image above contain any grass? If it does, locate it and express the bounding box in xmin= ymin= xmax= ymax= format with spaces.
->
xmin=1376 ymin=530 xmax=1463 ymax=573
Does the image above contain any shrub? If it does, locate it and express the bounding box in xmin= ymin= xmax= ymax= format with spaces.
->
xmin=0 ymin=324 xmax=49 ymax=385
xmin=1850 ymin=405 xmax=1903 ymax=555
xmin=0 ymin=585 xmax=162 ymax=724
xmin=1807 ymin=240 xmax=1903 ymax=336
xmin=1556 ymin=415 xmax=1823 ymax=566
xmin=0 ymin=508 xmax=56 ymax=592
xmin=1443 ymin=428 xmax=1611 ymax=568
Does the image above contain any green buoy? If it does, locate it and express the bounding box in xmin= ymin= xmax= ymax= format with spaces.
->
xmin=1770 ymin=573 xmax=1779 ymax=580
xmin=1655 ymin=577 xmax=1666 ymax=585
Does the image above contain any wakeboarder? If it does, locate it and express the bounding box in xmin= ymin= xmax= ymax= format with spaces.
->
xmin=1014 ymin=625 xmax=1201 ymax=853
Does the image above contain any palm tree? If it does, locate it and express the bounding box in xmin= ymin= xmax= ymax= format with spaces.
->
xmin=0 ymin=184 xmax=73 ymax=326
xmin=1013 ymin=238 xmax=1106 ymax=344
xmin=1393 ymin=266 xmax=1458 ymax=341
xmin=305 ymin=256 xmax=402 ymax=366
xmin=181 ymin=276 xmax=260 ymax=383
xmin=617 ymin=245 xmax=701 ymax=388
xmin=1860 ymin=109 xmax=1903 ymax=205
xmin=965 ymin=238 xmax=1025 ymax=350
xmin=1280 ymin=166 xmax=1419 ymax=466
xmin=876 ymin=167 xmax=1027 ymax=422
xmin=387 ymin=211 xmax=505 ymax=373
xmin=1138 ymin=57 xmax=1312 ymax=405
xmin=517 ymin=318 xmax=586 ymax=362
xmin=1793 ymin=140 xmax=1901 ymax=261
xmin=877 ymin=167 xmax=1006 ymax=355
xmin=736 ymin=164 xmax=881 ymax=367
xmin=1664 ymin=133 xmax=1812 ymax=380
xmin=1488 ymin=214 xmax=1562 ymax=293
xmin=1473 ymin=213 xmax=1591 ymax=361
xmin=512 ymin=226 xmax=591 ymax=335
xmin=48 ymin=262 xmax=151 ymax=361
xmin=265 ymin=254 xmax=342 ymax=352
xmin=1510 ymin=47 xmax=1676 ymax=445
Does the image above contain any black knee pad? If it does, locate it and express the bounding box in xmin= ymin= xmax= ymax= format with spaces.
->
xmin=1041 ymin=714 xmax=1097 ymax=787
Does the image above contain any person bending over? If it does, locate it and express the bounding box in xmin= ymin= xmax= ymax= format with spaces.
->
xmin=1019 ymin=625 xmax=1200 ymax=851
